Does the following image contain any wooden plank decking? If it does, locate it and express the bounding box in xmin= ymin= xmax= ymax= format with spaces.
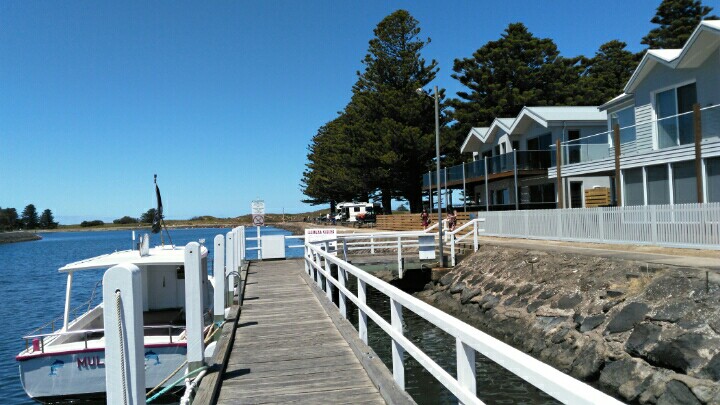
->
xmin=216 ymin=259 xmax=386 ymax=404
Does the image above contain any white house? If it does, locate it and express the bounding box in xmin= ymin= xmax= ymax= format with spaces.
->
xmin=551 ymin=20 xmax=720 ymax=206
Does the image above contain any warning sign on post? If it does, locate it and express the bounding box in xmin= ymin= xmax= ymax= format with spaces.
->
xmin=251 ymin=200 xmax=265 ymax=226
xmin=305 ymin=228 xmax=337 ymax=251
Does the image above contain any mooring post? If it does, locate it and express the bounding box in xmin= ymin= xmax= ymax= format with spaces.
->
xmin=103 ymin=264 xmax=145 ymax=405
xmin=185 ymin=242 xmax=206 ymax=372
xmin=213 ymin=235 xmax=226 ymax=323
xmin=226 ymin=231 xmax=235 ymax=305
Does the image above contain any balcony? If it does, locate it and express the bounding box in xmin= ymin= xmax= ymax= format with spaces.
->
xmin=556 ymin=103 xmax=720 ymax=170
xmin=422 ymin=150 xmax=554 ymax=190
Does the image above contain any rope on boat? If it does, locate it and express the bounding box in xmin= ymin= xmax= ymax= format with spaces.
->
xmin=115 ymin=290 xmax=128 ymax=405
xmin=145 ymin=322 xmax=224 ymax=401
xmin=146 ymin=360 xmax=188 ymax=399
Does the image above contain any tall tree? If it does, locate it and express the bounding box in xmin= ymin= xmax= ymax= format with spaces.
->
xmin=348 ymin=9 xmax=443 ymax=212
xmin=642 ymin=0 xmax=717 ymax=49
xmin=301 ymin=116 xmax=373 ymax=211
xmin=0 ymin=207 xmax=19 ymax=230
xmin=39 ymin=209 xmax=58 ymax=229
xmin=140 ymin=208 xmax=157 ymax=224
xmin=578 ymin=40 xmax=640 ymax=105
xmin=21 ymin=204 xmax=39 ymax=229
xmin=449 ymin=23 xmax=583 ymax=141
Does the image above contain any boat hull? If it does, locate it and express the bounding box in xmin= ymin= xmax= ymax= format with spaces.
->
xmin=18 ymin=344 xmax=186 ymax=400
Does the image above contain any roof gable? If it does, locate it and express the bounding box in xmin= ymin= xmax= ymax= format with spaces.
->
xmin=460 ymin=127 xmax=489 ymax=153
xmin=625 ymin=20 xmax=720 ymax=93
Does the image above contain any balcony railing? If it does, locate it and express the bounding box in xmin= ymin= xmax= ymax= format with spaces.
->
xmin=560 ymin=103 xmax=720 ymax=166
xmin=422 ymin=150 xmax=554 ymax=188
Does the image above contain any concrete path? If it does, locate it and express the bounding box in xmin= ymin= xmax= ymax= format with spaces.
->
xmin=477 ymin=236 xmax=720 ymax=272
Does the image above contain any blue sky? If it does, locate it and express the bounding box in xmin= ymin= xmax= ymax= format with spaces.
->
xmin=2 ymin=0 xmax=717 ymax=223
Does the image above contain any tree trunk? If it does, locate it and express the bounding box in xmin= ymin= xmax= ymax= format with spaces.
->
xmin=330 ymin=200 xmax=336 ymax=214
xmin=381 ymin=189 xmax=392 ymax=215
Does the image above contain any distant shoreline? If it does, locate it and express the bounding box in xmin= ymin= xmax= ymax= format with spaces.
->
xmin=0 ymin=231 xmax=42 ymax=244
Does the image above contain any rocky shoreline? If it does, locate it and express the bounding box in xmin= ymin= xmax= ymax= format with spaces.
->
xmin=415 ymin=245 xmax=720 ymax=404
xmin=0 ymin=231 xmax=42 ymax=244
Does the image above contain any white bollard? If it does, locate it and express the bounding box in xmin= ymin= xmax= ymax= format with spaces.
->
xmin=213 ymin=235 xmax=226 ymax=322
xmin=226 ymin=231 xmax=235 ymax=301
xmin=103 ymin=264 xmax=145 ymax=405
xmin=184 ymin=242 xmax=206 ymax=372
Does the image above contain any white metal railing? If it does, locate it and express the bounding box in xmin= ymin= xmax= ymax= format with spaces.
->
xmin=304 ymin=242 xmax=622 ymax=405
xmin=480 ymin=203 xmax=720 ymax=250
xmin=446 ymin=219 xmax=485 ymax=266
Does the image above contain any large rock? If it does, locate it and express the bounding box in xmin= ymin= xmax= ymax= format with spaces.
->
xmin=460 ymin=287 xmax=482 ymax=304
xmin=648 ymin=333 xmax=717 ymax=374
xmin=605 ymin=302 xmax=649 ymax=333
xmin=556 ymin=293 xmax=583 ymax=310
xmin=625 ymin=322 xmax=661 ymax=357
xmin=700 ymin=352 xmax=720 ymax=381
xmin=650 ymin=302 xmax=688 ymax=323
xmin=656 ymin=380 xmax=701 ymax=405
xmin=599 ymin=358 xmax=654 ymax=402
xmin=580 ymin=314 xmax=606 ymax=332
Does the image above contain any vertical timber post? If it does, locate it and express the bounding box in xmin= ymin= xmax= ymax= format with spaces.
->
xmin=213 ymin=234 xmax=226 ymax=323
xmin=613 ymin=124 xmax=622 ymax=206
xmin=185 ymin=242 xmax=206 ymax=372
xmin=338 ymin=266 xmax=347 ymax=318
xmin=556 ymin=138 xmax=564 ymax=209
xmin=390 ymin=298 xmax=405 ymax=390
xmin=226 ymin=231 xmax=235 ymax=305
xmin=103 ymin=264 xmax=145 ymax=405
xmin=693 ymin=103 xmax=704 ymax=203
xmin=456 ymin=337 xmax=476 ymax=404
xmin=358 ymin=279 xmax=368 ymax=344
xmin=484 ymin=156 xmax=489 ymax=211
xmin=513 ymin=149 xmax=519 ymax=210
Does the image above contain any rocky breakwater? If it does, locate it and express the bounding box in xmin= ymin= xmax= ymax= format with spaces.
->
xmin=416 ymin=245 xmax=720 ymax=404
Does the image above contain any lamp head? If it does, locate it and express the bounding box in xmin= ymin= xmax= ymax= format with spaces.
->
xmin=415 ymin=88 xmax=425 ymax=96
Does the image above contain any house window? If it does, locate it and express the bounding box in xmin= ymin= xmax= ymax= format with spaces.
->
xmin=481 ymin=150 xmax=492 ymax=159
xmin=609 ymin=106 xmax=636 ymax=145
xmin=512 ymin=140 xmax=520 ymax=151
xmin=527 ymin=133 xmax=552 ymax=151
xmin=569 ymin=182 xmax=583 ymax=208
xmin=528 ymin=183 xmax=555 ymax=203
xmin=624 ymin=168 xmax=644 ymax=206
xmin=672 ymin=161 xmax=698 ymax=204
xmin=646 ymin=165 xmax=670 ymax=205
xmin=707 ymin=158 xmax=720 ymax=203
xmin=656 ymin=83 xmax=697 ymax=149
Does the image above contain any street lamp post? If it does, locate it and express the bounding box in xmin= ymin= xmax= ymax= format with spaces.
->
xmin=417 ymin=86 xmax=445 ymax=267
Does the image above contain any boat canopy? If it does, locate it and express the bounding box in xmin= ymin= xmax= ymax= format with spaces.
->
xmin=59 ymin=245 xmax=208 ymax=273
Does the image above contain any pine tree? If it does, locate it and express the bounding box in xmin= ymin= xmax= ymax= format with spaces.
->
xmin=579 ymin=40 xmax=640 ymax=105
xmin=21 ymin=204 xmax=39 ymax=229
xmin=39 ymin=209 xmax=58 ymax=229
xmin=449 ymin=23 xmax=583 ymax=142
xmin=642 ymin=0 xmax=717 ymax=49
xmin=348 ymin=10 xmax=442 ymax=212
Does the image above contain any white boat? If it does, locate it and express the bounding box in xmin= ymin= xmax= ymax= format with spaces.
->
xmin=16 ymin=239 xmax=214 ymax=402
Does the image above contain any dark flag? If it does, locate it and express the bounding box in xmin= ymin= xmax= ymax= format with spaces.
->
xmin=152 ymin=179 xmax=163 ymax=234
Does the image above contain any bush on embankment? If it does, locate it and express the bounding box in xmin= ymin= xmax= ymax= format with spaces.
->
xmin=417 ymin=245 xmax=720 ymax=404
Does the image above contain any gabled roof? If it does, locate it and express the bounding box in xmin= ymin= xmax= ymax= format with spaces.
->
xmin=482 ymin=118 xmax=514 ymax=145
xmin=508 ymin=106 xmax=607 ymax=134
xmin=599 ymin=93 xmax=634 ymax=111
xmin=460 ymin=127 xmax=489 ymax=153
xmin=625 ymin=20 xmax=720 ymax=93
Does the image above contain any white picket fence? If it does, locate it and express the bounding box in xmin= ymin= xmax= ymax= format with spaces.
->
xmin=481 ymin=203 xmax=720 ymax=249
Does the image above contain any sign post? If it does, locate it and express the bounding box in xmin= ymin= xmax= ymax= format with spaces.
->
xmin=251 ymin=200 xmax=265 ymax=227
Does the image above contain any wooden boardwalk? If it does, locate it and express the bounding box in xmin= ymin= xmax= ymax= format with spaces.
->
xmin=216 ymin=259 xmax=387 ymax=404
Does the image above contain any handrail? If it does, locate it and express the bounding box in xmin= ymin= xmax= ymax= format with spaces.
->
xmin=25 ymin=279 xmax=104 ymax=337
xmin=23 ymin=324 xmax=186 ymax=340
xmin=304 ymin=243 xmax=623 ymax=405
xmin=447 ymin=218 xmax=485 ymax=266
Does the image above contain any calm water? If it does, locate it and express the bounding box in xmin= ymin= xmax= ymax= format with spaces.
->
xmin=0 ymin=227 xmax=289 ymax=404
